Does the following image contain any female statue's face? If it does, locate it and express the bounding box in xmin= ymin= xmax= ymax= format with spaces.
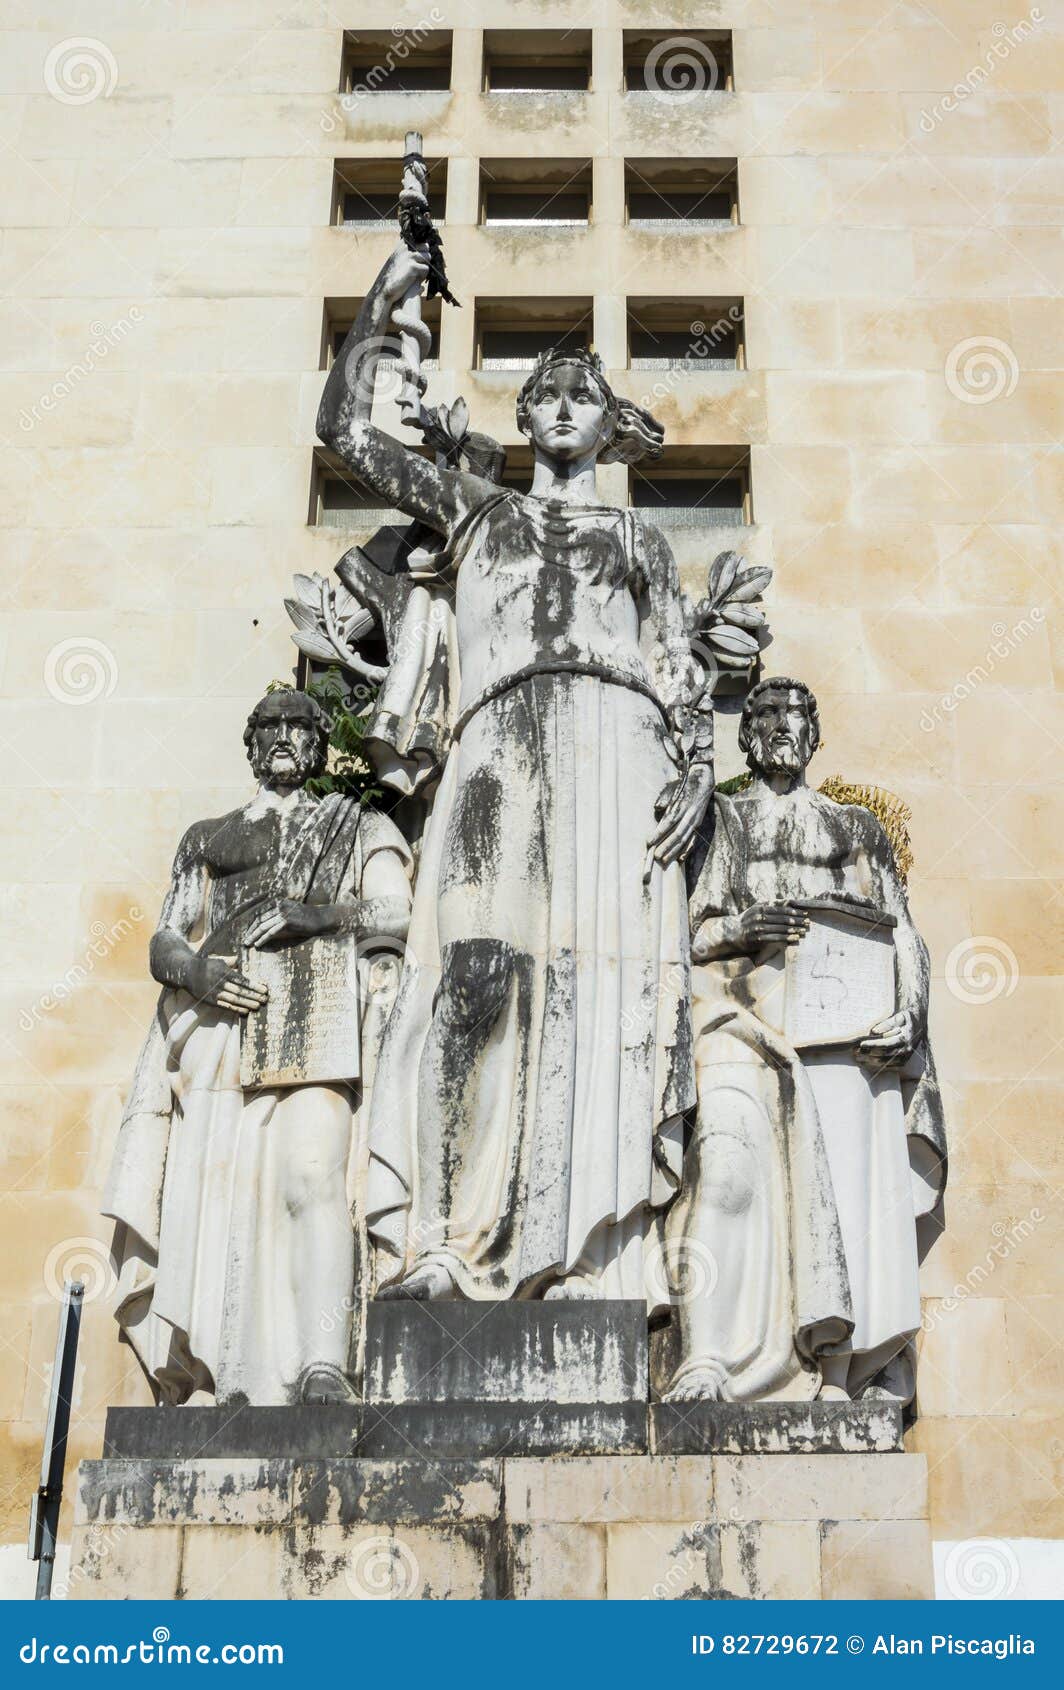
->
xmin=525 ymin=363 xmax=612 ymax=462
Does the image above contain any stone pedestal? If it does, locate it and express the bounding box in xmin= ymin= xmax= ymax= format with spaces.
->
xmin=70 ymin=1303 xmax=934 ymax=1601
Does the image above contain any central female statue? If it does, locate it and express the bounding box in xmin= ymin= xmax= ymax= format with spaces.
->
xmin=318 ymin=245 xmax=715 ymax=1301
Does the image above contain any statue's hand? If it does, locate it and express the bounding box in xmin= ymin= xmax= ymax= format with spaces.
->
xmin=184 ymin=954 xmax=268 ymax=1018
xmin=857 ymin=1007 xmax=923 ymax=1069
xmin=736 ymin=902 xmax=810 ymax=951
xmin=380 ymin=241 xmax=430 ymax=304
xmin=649 ymin=763 xmax=714 ymax=869
xmin=244 ymin=901 xmax=335 ymax=949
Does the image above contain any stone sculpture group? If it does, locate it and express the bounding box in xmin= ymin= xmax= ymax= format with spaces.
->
xmin=103 ymin=172 xmax=946 ymax=1419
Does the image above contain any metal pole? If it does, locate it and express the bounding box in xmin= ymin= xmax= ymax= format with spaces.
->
xmin=29 ymin=1280 xmax=84 ymax=1600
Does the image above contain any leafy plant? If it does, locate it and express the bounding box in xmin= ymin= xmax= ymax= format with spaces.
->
xmin=267 ymin=670 xmax=383 ymax=806
xmin=687 ymin=551 xmax=773 ymax=676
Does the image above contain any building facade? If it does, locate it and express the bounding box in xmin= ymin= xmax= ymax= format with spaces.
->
xmin=1 ymin=0 xmax=1061 ymax=1597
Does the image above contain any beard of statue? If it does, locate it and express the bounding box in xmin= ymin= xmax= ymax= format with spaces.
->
xmin=249 ymin=723 xmax=320 ymax=790
xmin=751 ymin=730 xmax=810 ymax=778
xmin=743 ymin=688 xmax=817 ymax=781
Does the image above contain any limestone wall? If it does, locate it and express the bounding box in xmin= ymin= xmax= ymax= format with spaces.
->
xmin=1 ymin=0 xmax=1060 ymax=1597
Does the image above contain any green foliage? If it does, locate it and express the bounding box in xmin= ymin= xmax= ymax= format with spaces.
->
xmin=716 ymin=771 xmax=753 ymax=796
xmin=267 ymin=670 xmax=383 ymax=806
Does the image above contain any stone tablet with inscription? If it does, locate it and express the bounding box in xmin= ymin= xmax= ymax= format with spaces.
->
xmin=239 ymin=933 xmax=360 ymax=1089
xmin=754 ymin=898 xmax=896 ymax=1049
xmin=783 ymin=898 xmax=896 ymax=1049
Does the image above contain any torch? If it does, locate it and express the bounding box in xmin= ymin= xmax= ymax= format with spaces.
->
xmin=394 ymin=130 xmax=458 ymax=434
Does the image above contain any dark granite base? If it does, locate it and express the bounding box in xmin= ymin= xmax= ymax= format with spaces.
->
xmin=366 ymin=1298 xmax=647 ymax=1404
xmin=358 ymin=1401 xmax=646 ymax=1457
xmin=104 ymin=1400 xmax=647 ymax=1460
xmin=104 ymin=1303 xmax=904 ymax=1461
xmin=104 ymin=1405 xmax=363 ymax=1461
xmin=650 ymin=1399 xmax=904 ymax=1455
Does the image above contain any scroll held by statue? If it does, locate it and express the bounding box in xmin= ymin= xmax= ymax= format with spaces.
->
xmin=759 ymin=898 xmax=897 ymax=1050
xmin=239 ymin=933 xmax=360 ymax=1089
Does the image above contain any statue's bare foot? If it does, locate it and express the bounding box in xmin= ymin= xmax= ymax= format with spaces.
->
xmin=543 ymin=1275 xmax=599 ymax=1301
xmin=664 ymin=1361 xmax=734 ymax=1403
xmin=817 ymin=1382 xmax=850 ymax=1403
xmin=299 ymin=1363 xmax=355 ymax=1405
xmin=377 ymin=1262 xmax=456 ymax=1301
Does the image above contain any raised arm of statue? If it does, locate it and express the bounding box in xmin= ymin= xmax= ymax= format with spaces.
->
xmin=316 ymin=244 xmax=486 ymax=541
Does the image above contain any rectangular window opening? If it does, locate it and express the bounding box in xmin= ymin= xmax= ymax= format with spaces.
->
xmin=340 ymin=30 xmax=452 ymax=94
xmin=474 ymin=298 xmax=593 ymax=372
xmin=332 ymin=158 xmax=447 ymax=228
xmin=482 ymin=30 xmax=592 ymax=92
xmin=480 ymin=160 xmax=592 ymax=227
xmin=321 ymin=298 xmax=441 ymax=371
xmin=629 ymin=449 xmax=752 ymax=529
xmin=625 ymin=159 xmax=739 ymax=228
xmin=310 ymin=451 xmax=431 ymax=530
xmin=627 ymin=299 xmax=745 ymax=371
xmin=623 ymin=30 xmax=733 ymax=94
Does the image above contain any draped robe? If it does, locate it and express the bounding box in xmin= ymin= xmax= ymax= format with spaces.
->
xmin=364 ymin=487 xmax=699 ymax=1300
xmin=667 ymin=791 xmax=947 ymax=1401
xmin=105 ymin=798 xmax=411 ymax=1405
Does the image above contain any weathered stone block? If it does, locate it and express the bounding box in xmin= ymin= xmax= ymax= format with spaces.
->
xmin=505 ymin=1455 xmax=713 ymax=1524
xmin=284 ymin=1522 xmax=499 ymax=1601
xmin=292 ymin=1458 xmax=500 ymax=1527
xmin=104 ymin=1405 xmax=362 ymax=1461
xmin=606 ymin=1521 xmax=722 ymax=1600
xmin=366 ymin=1299 xmax=647 ymax=1404
xmin=77 ymin=1457 xmax=294 ymax=1528
xmin=820 ymin=1519 xmax=934 ymax=1599
xmin=651 ymin=1400 xmax=904 ymax=1456
xmin=507 ymin=1522 xmax=607 ymax=1600
xmin=713 ymin=1453 xmax=928 ymax=1523
xmin=720 ymin=1522 xmax=823 ymax=1600
xmin=66 ymin=1522 xmax=183 ymax=1601
xmin=356 ymin=1400 xmax=647 ymax=1458
xmin=180 ymin=1524 xmax=284 ymax=1600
